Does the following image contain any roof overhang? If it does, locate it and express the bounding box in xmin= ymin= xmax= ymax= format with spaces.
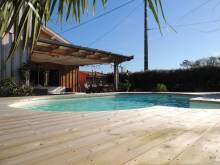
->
xmin=40 ymin=26 xmax=71 ymax=43
xmin=31 ymin=38 xmax=133 ymax=66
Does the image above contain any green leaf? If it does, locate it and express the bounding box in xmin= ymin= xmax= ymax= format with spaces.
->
xmin=66 ymin=0 xmax=72 ymax=21
xmin=154 ymin=0 xmax=158 ymax=13
xmin=7 ymin=2 xmax=33 ymax=61
xmin=50 ymin=0 xmax=58 ymax=16
xmin=0 ymin=0 xmax=8 ymax=8
xmin=93 ymin=0 xmax=96 ymax=15
xmin=148 ymin=0 xmax=162 ymax=33
xmin=27 ymin=1 xmax=41 ymax=21
xmin=158 ymin=0 xmax=166 ymax=22
xmin=82 ymin=0 xmax=85 ymax=14
xmin=0 ymin=0 xmax=166 ymax=61
xmin=77 ymin=0 xmax=81 ymax=22
xmin=4 ymin=1 xmax=23 ymax=33
xmin=72 ymin=0 xmax=78 ymax=21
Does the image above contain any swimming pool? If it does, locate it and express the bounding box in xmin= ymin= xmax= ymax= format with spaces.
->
xmin=14 ymin=93 xmax=220 ymax=112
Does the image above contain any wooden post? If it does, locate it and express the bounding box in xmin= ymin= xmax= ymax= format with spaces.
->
xmin=144 ymin=0 xmax=149 ymax=71
xmin=25 ymin=70 xmax=30 ymax=86
xmin=114 ymin=62 xmax=119 ymax=91
xmin=44 ymin=70 xmax=49 ymax=87
xmin=37 ymin=68 xmax=40 ymax=85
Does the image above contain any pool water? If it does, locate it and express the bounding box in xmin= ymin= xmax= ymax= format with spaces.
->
xmin=19 ymin=94 xmax=220 ymax=112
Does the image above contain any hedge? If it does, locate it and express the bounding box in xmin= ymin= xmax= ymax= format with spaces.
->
xmin=107 ymin=67 xmax=220 ymax=92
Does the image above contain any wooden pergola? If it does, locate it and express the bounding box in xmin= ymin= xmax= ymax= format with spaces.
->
xmin=32 ymin=38 xmax=133 ymax=91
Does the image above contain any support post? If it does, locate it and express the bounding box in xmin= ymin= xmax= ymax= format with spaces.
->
xmin=25 ymin=70 xmax=30 ymax=86
xmin=114 ymin=62 xmax=119 ymax=91
xmin=37 ymin=68 xmax=40 ymax=85
xmin=144 ymin=0 xmax=148 ymax=71
xmin=44 ymin=70 xmax=49 ymax=87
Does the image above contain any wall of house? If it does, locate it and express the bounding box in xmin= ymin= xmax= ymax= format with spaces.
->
xmin=59 ymin=67 xmax=79 ymax=92
xmin=79 ymin=72 xmax=89 ymax=92
xmin=0 ymin=33 xmax=29 ymax=82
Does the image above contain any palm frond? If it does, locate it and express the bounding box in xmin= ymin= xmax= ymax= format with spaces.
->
xmin=0 ymin=0 xmax=165 ymax=61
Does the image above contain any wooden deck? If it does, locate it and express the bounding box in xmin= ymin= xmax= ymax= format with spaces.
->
xmin=1 ymin=100 xmax=220 ymax=165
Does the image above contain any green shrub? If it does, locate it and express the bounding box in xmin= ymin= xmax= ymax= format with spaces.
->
xmin=129 ymin=67 xmax=220 ymax=92
xmin=119 ymin=82 xmax=131 ymax=92
xmin=0 ymin=79 xmax=17 ymax=97
xmin=155 ymin=83 xmax=168 ymax=92
xmin=106 ymin=67 xmax=220 ymax=92
xmin=0 ymin=79 xmax=33 ymax=97
xmin=12 ymin=85 xmax=33 ymax=96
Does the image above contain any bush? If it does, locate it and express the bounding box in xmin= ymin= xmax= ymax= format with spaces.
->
xmin=0 ymin=79 xmax=33 ymax=97
xmin=106 ymin=67 xmax=220 ymax=92
xmin=0 ymin=79 xmax=17 ymax=96
xmin=12 ymin=85 xmax=33 ymax=96
xmin=119 ymin=82 xmax=131 ymax=92
xmin=155 ymin=83 xmax=168 ymax=92
xmin=129 ymin=67 xmax=220 ymax=92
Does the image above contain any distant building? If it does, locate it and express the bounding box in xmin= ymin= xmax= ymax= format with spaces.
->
xmin=79 ymin=71 xmax=109 ymax=92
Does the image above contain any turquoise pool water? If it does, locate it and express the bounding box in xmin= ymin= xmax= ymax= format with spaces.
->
xmin=19 ymin=94 xmax=220 ymax=112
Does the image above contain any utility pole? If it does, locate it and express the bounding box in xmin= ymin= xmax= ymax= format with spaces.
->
xmin=144 ymin=0 xmax=148 ymax=71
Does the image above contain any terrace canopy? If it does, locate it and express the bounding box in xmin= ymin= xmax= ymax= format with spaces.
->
xmin=31 ymin=38 xmax=133 ymax=91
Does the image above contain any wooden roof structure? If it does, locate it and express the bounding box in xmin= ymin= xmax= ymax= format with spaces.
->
xmin=31 ymin=28 xmax=133 ymax=66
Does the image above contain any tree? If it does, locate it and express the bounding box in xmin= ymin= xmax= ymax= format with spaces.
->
xmin=180 ymin=56 xmax=220 ymax=69
xmin=0 ymin=0 xmax=165 ymax=60
xmin=207 ymin=56 xmax=218 ymax=66
xmin=218 ymin=57 xmax=220 ymax=67
xmin=191 ymin=60 xmax=202 ymax=68
xmin=180 ymin=60 xmax=192 ymax=69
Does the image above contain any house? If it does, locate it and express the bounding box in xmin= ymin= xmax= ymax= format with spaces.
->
xmin=0 ymin=27 xmax=133 ymax=92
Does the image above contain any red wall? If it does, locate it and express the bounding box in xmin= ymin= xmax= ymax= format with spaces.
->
xmin=79 ymin=72 xmax=89 ymax=92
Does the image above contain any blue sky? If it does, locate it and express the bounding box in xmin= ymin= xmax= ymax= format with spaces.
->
xmin=48 ymin=0 xmax=220 ymax=73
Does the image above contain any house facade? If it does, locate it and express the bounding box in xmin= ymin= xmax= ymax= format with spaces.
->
xmin=0 ymin=27 xmax=133 ymax=92
xmin=0 ymin=31 xmax=29 ymax=83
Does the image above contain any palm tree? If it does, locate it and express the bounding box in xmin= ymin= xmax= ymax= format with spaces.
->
xmin=0 ymin=0 xmax=165 ymax=60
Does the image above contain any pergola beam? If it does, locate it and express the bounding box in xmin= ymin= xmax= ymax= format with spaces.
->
xmin=33 ymin=39 xmax=133 ymax=66
xmin=35 ymin=45 xmax=78 ymax=55
xmin=37 ymin=38 xmax=133 ymax=61
xmin=32 ymin=51 xmax=63 ymax=57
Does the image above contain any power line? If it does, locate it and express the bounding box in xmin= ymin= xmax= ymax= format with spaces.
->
xmin=88 ymin=2 xmax=143 ymax=47
xmin=149 ymin=19 xmax=220 ymax=31
xmin=190 ymin=26 xmax=220 ymax=34
xmin=178 ymin=0 xmax=214 ymax=22
xmin=58 ymin=0 xmax=137 ymax=34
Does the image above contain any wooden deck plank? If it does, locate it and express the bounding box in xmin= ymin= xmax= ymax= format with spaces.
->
xmin=0 ymin=109 xmax=168 ymax=163
xmin=0 ymin=109 xmax=157 ymax=147
xmin=169 ymin=122 xmax=220 ymax=164
xmin=0 ymin=110 xmax=155 ymax=159
xmin=1 ymin=103 xmax=220 ymax=165
xmin=69 ymin=111 xmax=220 ymax=165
